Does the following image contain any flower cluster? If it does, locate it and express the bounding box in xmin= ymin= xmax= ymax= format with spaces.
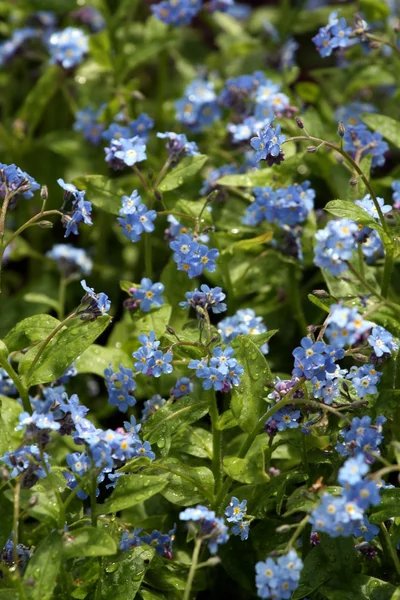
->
xmin=132 ymin=331 xmax=173 ymax=377
xmin=48 ymin=27 xmax=88 ymax=69
xmin=310 ymin=454 xmax=381 ymax=541
xmin=312 ymin=12 xmax=353 ymax=57
xmin=80 ymin=280 xmax=111 ymax=317
xmin=243 ymin=181 xmax=315 ymax=227
xmin=314 ymin=218 xmax=359 ymax=275
xmin=58 ymin=179 xmax=93 ymax=238
xmin=47 ymin=244 xmax=93 ymax=276
xmin=255 ymin=550 xmax=303 ymax=599
xmin=0 ymin=163 xmax=40 ymax=200
xmin=225 ymin=496 xmax=250 ymax=540
xmin=188 ymin=346 xmax=243 ymax=391
xmin=157 ymin=131 xmax=199 ymax=159
xmin=265 ymin=377 xmax=303 ymax=435
xmin=346 ymin=364 xmax=382 ymax=398
xmin=102 ymin=113 xmax=154 ymax=143
xmin=250 ymin=123 xmax=286 ymax=165
xmin=170 ymin=377 xmax=193 ymax=399
xmin=141 ymin=394 xmax=166 ymax=421
xmin=179 ymin=505 xmax=229 ymax=554
xmin=344 ymin=124 xmax=389 ymax=168
xmin=105 ymin=364 xmax=136 ymax=412
xmin=368 ymin=325 xmax=398 ymax=358
xmin=73 ymin=106 xmax=106 ymax=145
xmin=117 ymin=190 xmax=156 ymax=243
xmin=336 ymin=415 xmax=386 ymax=461
xmin=176 ymin=79 xmax=221 ymax=131
xmin=218 ymin=308 xmax=270 ymax=354
xmin=0 ymin=445 xmax=49 ymax=487
xmin=105 ymin=135 xmax=147 ymax=169
xmin=325 ymin=303 xmax=371 ymax=348
xmin=120 ymin=526 xmax=175 ymax=558
xmin=170 ymin=233 xmax=219 ymax=278
xmin=180 ymin=285 xmax=227 ymax=316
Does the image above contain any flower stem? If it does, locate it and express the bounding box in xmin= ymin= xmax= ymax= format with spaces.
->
xmin=209 ymin=391 xmax=222 ymax=500
xmin=288 ymin=264 xmax=308 ymax=335
xmin=285 ymin=515 xmax=310 ymax=550
xmin=379 ymin=522 xmax=400 ymax=578
xmin=0 ymin=353 xmax=30 ymax=413
xmin=183 ymin=538 xmax=202 ymax=600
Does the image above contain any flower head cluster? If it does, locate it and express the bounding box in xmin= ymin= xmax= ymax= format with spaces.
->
xmin=180 ymin=285 xmax=227 ymax=316
xmin=176 ymin=79 xmax=221 ymax=131
xmin=180 ymin=505 xmax=229 ymax=554
xmin=105 ymin=364 xmax=136 ymax=412
xmin=157 ymin=131 xmax=199 ymax=159
xmin=74 ymin=106 xmax=105 ymax=145
xmin=80 ymin=280 xmax=111 ymax=317
xmin=58 ymin=179 xmax=93 ymax=238
xmin=141 ymin=394 xmax=166 ymax=422
xmin=0 ymin=538 xmax=32 ymax=572
xmin=170 ymin=233 xmax=219 ymax=279
xmin=243 ymin=181 xmax=315 ymax=227
xmin=346 ymin=364 xmax=382 ymax=398
xmin=131 ymin=278 xmax=165 ymax=313
xmin=218 ymin=308 xmax=269 ymax=354
xmin=0 ymin=163 xmax=40 ymax=200
xmin=0 ymin=368 xmax=17 ymax=397
xmin=151 ymin=0 xmax=202 ymax=26
xmin=102 ymin=113 xmax=154 ymax=143
xmin=344 ymin=124 xmax=389 ymax=168
xmin=292 ymin=336 xmax=344 ymax=382
xmin=265 ymin=378 xmax=304 ymax=434
xmin=250 ymin=123 xmax=286 ymax=166
xmin=336 ymin=415 xmax=386 ymax=462
xmin=132 ymin=331 xmax=173 ymax=378
xmin=120 ymin=526 xmax=175 ymax=557
xmin=310 ymin=454 xmax=380 ymax=541
xmin=255 ymin=550 xmax=303 ymax=599
xmin=188 ymin=346 xmax=243 ymax=392
xmin=0 ymin=27 xmax=40 ymax=67
xmin=314 ymin=218 xmax=358 ymax=275
xmin=0 ymin=445 xmax=49 ymax=487
xmin=312 ymin=12 xmax=354 ymax=57
xmin=105 ymin=136 xmax=147 ymax=170
xmin=47 ymin=244 xmax=93 ymax=276
xmin=368 ymin=325 xmax=398 ymax=358
xmin=225 ymin=496 xmax=250 ymax=540
xmin=117 ymin=190 xmax=156 ymax=243
xmin=47 ymin=27 xmax=88 ymax=69
xmin=326 ymin=303 xmax=371 ymax=349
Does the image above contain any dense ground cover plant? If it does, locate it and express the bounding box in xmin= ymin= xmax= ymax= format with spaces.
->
xmin=1 ymin=0 xmax=400 ymax=598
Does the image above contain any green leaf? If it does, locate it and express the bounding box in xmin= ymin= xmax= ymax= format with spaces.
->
xmin=4 ymin=314 xmax=60 ymax=353
xmin=72 ymin=175 xmax=126 ymax=215
xmin=23 ymin=531 xmax=63 ymax=600
xmin=19 ymin=315 xmax=111 ymax=387
xmin=230 ymin=337 xmax=272 ymax=433
xmin=360 ymin=0 xmax=390 ymax=20
xmin=369 ymin=488 xmax=400 ymax=523
xmin=325 ymin=199 xmax=387 ymax=239
xmin=173 ymin=426 xmax=213 ymax=459
xmin=17 ymin=66 xmax=61 ymax=136
xmin=320 ymin=575 xmax=395 ymax=600
xmin=143 ymin=395 xmax=209 ymax=444
xmin=0 ymin=493 xmax=13 ymax=549
xmin=175 ymin=198 xmax=213 ymax=225
xmin=63 ymin=526 xmax=117 ymax=558
xmin=23 ymin=293 xmax=61 ymax=313
xmin=131 ymin=304 xmax=172 ymax=338
xmin=89 ymin=30 xmax=112 ymax=70
xmin=223 ymin=454 xmax=270 ymax=484
xmin=0 ymin=395 xmax=23 ymax=455
xmin=217 ymin=409 xmax=238 ymax=430
xmin=230 ymin=231 xmax=273 ymax=251
xmin=151 ymin=459 xmax=214 ymax=505
xmin=97 ymin=474 xmax=168 ymax=514
xmin=75 ymin=344 xmax=132 ymax=377
xmin=217 ymin=155 xmax=306 ymax=188
xmin=101 ymin=547 xmax=155 ymax=600
xmin=362 ymin=113 xmax=400 ymax=149
xmin=158 ymin=155 xmax=208 ymax=192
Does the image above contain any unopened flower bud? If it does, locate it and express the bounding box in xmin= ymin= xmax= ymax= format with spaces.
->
xmin=306 ymin=145 xmax=318 ymax=153
xmin=312 ymin=289 xmax=329 ymax=298
xmin=338 ymin=121 xmax=345 ymax=137
xmin=166 ymin=325 xmax=176 ymax=335
xmin=307 ymin=324 xmax=318 ymax=334
xmin=369 ymin=41 xmax=380 ymax=49
xmin=350 ymin=177 xmax=358 ymax=187
xmin=276 ymin=524 xmax=291 ymax=533
xmin=38 ymin=220 xmax=53 ymax=228
xmin=40 ymin=185 xmax=48 ymax=200
xmin=154 ymin=190 xmax=163 ymax=202
xmin=295 ymin=116 xmax=304 ymax=129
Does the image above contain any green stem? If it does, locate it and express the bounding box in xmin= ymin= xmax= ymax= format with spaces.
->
xmin=288 ymin=264 xmax=308 ymax=335
xmin=144 ymin=234 xmax=152 ymax=279
xmin=347 ymin=262 xmax=400 ymax=317
xmin=0 ymin=354 xmax=30 ymax=413
xmin=58 ymin=278 xmax=67 ymax=321
xmin=357 ymin=244 xmax=365 ymax=279
xmin=381 ymin=244 xmax=394 ymax=299
xmin=13 ymin=481 xmax=20 ymax=566
xmin=90 ymin=471 xmax=98 ymax=528
xmin=380 ymin=522 xmax=400 ymax=578
xmin=183 ymin=538 xmax=202 ymax=600
xmin=365 ymin=33 xmax=400 ymax=55
xmin=5 ymin=210 xmax=63 ymax=249
xmin=25 ymin=313 xmax=77 ymax=383
xmin=301 ymin=434 xmax=311 ymax=483
xmin=209 ymin=391 xmax=222 ymax=500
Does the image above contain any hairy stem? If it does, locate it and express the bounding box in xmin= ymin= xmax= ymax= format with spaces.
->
xmin=183 ymin=538 xmax=202 ymax=600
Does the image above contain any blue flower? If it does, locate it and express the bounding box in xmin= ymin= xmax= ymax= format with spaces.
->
xmin=326 ymin=303 xmax=371 ymax=349
xmin=151 ymin=0 xmax=202 ymax=26
xmin=250 ymin=123 xmax=286 ymax=164
xmin=0 ymin=163 xmax=40 ymax=200
xmin=368 ymin=325 xmax=398 ymax=357
xmin=231 ymin=521 xmax=249 ymax=540
xmin=225 ymin=497 xmax=247 ymax=523
xmin=80 ymin=280 xmax=111 ymax=315
xmin=157 ymin=131 xmax=199 ymax=157
xmin=141 ymin=395 xmax=166 ymax=422
xmin=179 ymin=505 xmax=215 ymax=522
xmin=118 ymin=202 xmax=157 ymax=243
xmin=255 ymin=550 xmax=303 ymax=599
xmin=151 ymin=350 xmax=173 ymax=377
xmin=180 ymin=285 xmax=227 ymax=315
xmin=346 ymin=364 xmax=381 ymax=398
xmin=113 ymin=136 xmax=147 ymax=167
xmin=120 ymin=528 xmax=143 ymax=551
xmin=47 ymin=244 xmax=93 ymax=275
xmin=170 ymin=377 xmax=193 ymax=399
xmin=170 ymin=234 xmax=219 ymax=279
xmin=48 ymin=27 xmax=88 ymax=68
xmin=133 ymin=278 xmax=165 ymax=312
xmin=66 ymin=451 xmax=91 ymax=477
xmin=336 ymin=415 xmax=386 ymax=460
xmin=314 ymin=219 xmax=358 ymax=275
xmin=129 ymin=113 xmax=154 ymax=140
xmin=73 ymin=105 xmax=105 ymax=145
xmin=218 ymin=308 xmax=270 ymax=354
xmin=338 ymin=455 xmax=369 ymax=486
xmin=105 ymin=364 xmax=136 ymax=413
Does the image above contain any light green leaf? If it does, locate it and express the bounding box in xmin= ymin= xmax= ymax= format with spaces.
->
xmin=131 ymin=304 xmax=172 ymax=338
xmin=0 ymin=395 xmax=23 ymax=455
xmin=175 ymin=198 xmax=213 ymax=225
xmin=158 ymin=155 xmax=208 ymax=192
xmin=75 ymin=344 xmax=132 ymax=377
xmin=23 ymin=531 xmax=63 ymax=600
xmin=101 ymin=547 xmax=155 ymax=600
xmin=230 ymin=337 xmax=272 ymax=433
xmin=230 ymin=231 xmax=273 ymax=251
xmin=319 ymin=574 xmax=395 ymax=600
xmin=89 ymin=30 xmax=112 ymax=70
xmin=151 ymin=459 xmax=214 ymax=505
xmin=4 ymin=315 xmax=60 ymax=353
xmin=19 ymin=315 xmax=111 ymax=387
xmin=72 ymin=175 xmax=125 ymax=215
xmin=143 ymin=395 xmax=209 ymax=444
xmin=362 ymin=113 xmax=400 ymax=149
xmin=369 ymin=488 xmax=400 ymax=523
xmin=223 ymin=454 xmax=270 ymax=484
xmin=173 ymin=426 xmax=213 ymax=459
xmin=97 ymin=474 xmax=168 ymax=514
xmin=63 ymin=526 xmax=117 ymax=558
xmin=23 ymin=293 xmax=61 ymax=313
